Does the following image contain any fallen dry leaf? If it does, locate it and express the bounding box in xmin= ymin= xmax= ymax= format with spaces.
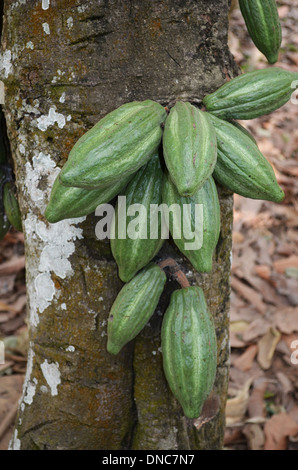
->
xmin=224 ymin=426 xmax=244 ymax=447
xmin=0 ymin=256 xmax=25 ymax=276
xmin=231 ymin=277 xmax=266 ymax=314
xmin=257 ymin=328 xmax=281 ymax=370
xmin=242 ymin=318 xmax=271 ymax=343
xmin=230 ymin=320 xmax=250 ymax=334
xmin=288 ymin=407 xmax=298 ymax=425
xmin=280 ymin=333 xmax=298 ymax=354
xmin=273 ymin=307 xmax=298 ymax=335
xmin=264 ymin=413 xmax=298 ymax=451
xmin=276 ymin=371 xmax=293 ymax=396
xmin=247 ymin=377 xmax=268 ymax=420
xmin=232 ymin=231 xmax=244 ymax=244
xmin=0 ymin=302 xmax=17 ymax=313
xmin=226 ymin=379 xmax=253 ymax=426
xmin=246 ymin=275 xmax=285 ymax=306
xmin=242 ymin=423 xmax=265 ymax=451
xmin=278 ymin=5 xmax=290 ymax=18
xmin=254 ymin=265 xmax=271 ymax=281
xmin=230 ymin=331 xmax=247 ymax=349
xmin=233 ymin=345 xmax=258 ymax=372
xmin=273 ymin=256 xmax=298 ymax=274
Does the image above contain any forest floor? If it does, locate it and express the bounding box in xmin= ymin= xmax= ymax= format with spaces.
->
xmin=0 ymin=0 xmax=297 ymax=451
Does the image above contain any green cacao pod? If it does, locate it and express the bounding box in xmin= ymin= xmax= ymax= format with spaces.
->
xmin=162 ymin=172 xmax=220 ymax=273
xmin=3 ymin=182 xmax=22 ymax=232
xmin=239 ymin=0 xmax=282 ymax=64
xmin=45 ymin=172 xmax=133 ymax=223
xmin=107 ymin=262 xmax=166 ymax=355
xmin=163 ymin=101 xmax=217 ymax=196
xmin=59 ymin=100 xmax=167 ymax=190
xmin=161 ymin=286 xmax=217 ymax=419
xmin=203 ymin=68 xmax=298 ymax=120
xmin=111 ymin=153 xmax=165 ymax=283
xmin=208 ymin=113 xmax=285 ymax=202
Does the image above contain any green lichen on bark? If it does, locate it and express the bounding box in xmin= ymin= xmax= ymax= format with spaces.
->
xmin=2 ymin=0 xmax=237 ymax=450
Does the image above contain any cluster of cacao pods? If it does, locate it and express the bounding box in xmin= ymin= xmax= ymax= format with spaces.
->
xmin=45 ymin=66 xmax=298 ymax=419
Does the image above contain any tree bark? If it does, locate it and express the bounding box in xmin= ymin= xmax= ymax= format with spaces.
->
xmin=1 ymin=0 xmax=237 ymax=450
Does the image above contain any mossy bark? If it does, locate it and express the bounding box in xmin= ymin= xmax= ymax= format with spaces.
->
xmin=1 ymin=0 xmax=237 ymax=450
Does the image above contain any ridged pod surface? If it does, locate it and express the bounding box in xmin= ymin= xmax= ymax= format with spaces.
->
xmin=161 ymin=286 xmax=217 ymax=419
xmin=107 ymin=263 xmax=166 ymax=355
xmin=111 ymin=153 xmax=164 ymax=283
xmin=239 ymin=0 xmax=282 ymax=64
xmin=59 ymin=100 xmax=167 ymax=190
xmin=163 ymin=102 xmax=217 ymax=196
xmin=45 ymin=172 xmax=132 ymax=223
xmin=208 ymin=114 xmax=285 ymax=202
xmin=162 ymin=173 xmax=220 ymax=273
xmin=203 ymin=68 xmax=298 ymax=120
xmin=3 ymin=182 xmax=22 ymax=232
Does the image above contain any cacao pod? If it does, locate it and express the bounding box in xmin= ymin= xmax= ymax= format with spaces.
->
xmin=59 ymin=100 xmax=167 ymax=190
xmin=203 ymin=67 xmax=298 ymax=120
xmin=239 ymin=0 xmax=282 ymax=64
xmin=3 ymin=182 xmax=22 ymax=232
xmin=110 ymin=153 xmax=165 ymax=283
xmin=107 ymin=262 xmax=167 ymax=355
xmin=162 ymin=172 xmax=220 ymax=273
xmin=207 ymin=113 xmax=285 ymax=203
xmin=45 ymin=172 xmax=132 ymax=223
xmin=161 ymin=286 xmax=217 ymax=419
xmin=163 ymin=101 xmax=217 ymax=196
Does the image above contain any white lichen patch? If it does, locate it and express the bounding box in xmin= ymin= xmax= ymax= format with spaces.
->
xmin=59 ymin=92 xmax=66 ymax=103
xmin=78 ymin=4 xmax=87 ymax=13
xmin=24 ymin=152 xmax=85 ymax=327
xmin=66 ymin=345 xmax=75 ymax=352
xmin=19 ymin=144 xmax=26 ymax=155
xmin=42 ymin=22 xmax=50 ymax=35
xmin=40 ymin=360 xmax=61 ymax=396
xmin=67 ymin=17 xmax=74 ymax=29
xmin=21 ymin=346 xmax=35 ymax=408
xmin=61 ymin=303 xmax=67 ymax=310
xmin=34 ymin=272 xmax=56 ymax=313
xmin=23 ymin=377 xmax=38 ymax=405
xmin=42 ymin=0 xmax=50 ymax=10
xmin=22 ymin=99 xmax=40 ymax=116
xmin=9 ymin=430 xmax=21 ymax=450
xmin=0 ymin=50 xmax=12 ymax=78
xmin=25 ymin=152 xmax=57 ymax=206
xmin=26 ymin=41 xmax=34 ymax=50
xmin=36 ymin=106 xmax=67 ymax=132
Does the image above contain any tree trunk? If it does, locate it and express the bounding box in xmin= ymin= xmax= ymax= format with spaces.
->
xmin=1 ymin=0 xmax=237 ymax=450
